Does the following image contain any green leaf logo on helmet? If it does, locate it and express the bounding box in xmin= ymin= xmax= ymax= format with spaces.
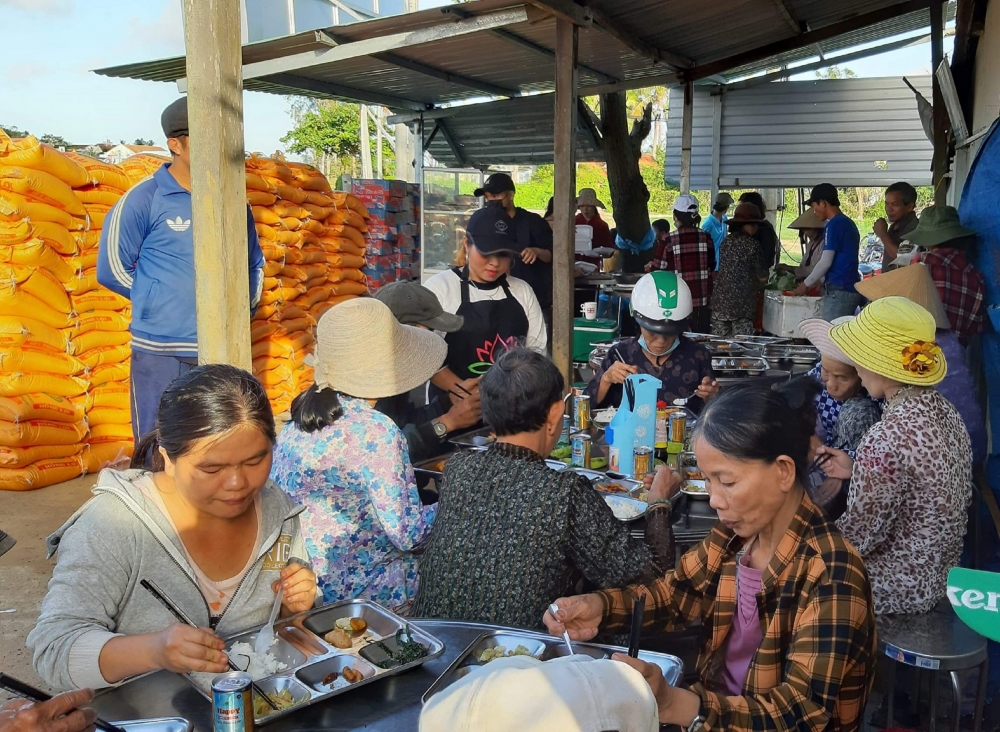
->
xmin=631 ymin=271 xmax=694 ymax=324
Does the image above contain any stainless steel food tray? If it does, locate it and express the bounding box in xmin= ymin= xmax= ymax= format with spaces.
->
xmin=184 ymin=599 xmax=445 ymax=726
xmin=711 ymin=356 xmax=770 ymax=372
xmin=114 ymin=718 xmax=192 ymax=732
xmin=422 ymin=629 xmax=683 ymax=704
xmin=412 ymin=452 xmax=460 ymax=478
xmin=763 ymin=345 xmax=821 ymax=364
xmin=449 ymin=426 xmax=495 ymax=449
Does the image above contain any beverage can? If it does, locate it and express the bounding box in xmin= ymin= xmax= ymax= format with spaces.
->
xmin=571 ymin=433 xmax=592 ymax=468
xmin=654 ymin=407 xmax=670 ymax=448
xmin=669 ymin=412 xmax=687 ymax=445
xmin=608 ymin=445 xmax=620 ymax=473
xmin=559 ymin=414 xmax=571 ymax=445
xmin=213 ymin=672 xmax=253 ymax=732
xmin=575 ymin=395 xmax=591 ymax=430
xmin=633 ymin=446 xmax=653 ymax=480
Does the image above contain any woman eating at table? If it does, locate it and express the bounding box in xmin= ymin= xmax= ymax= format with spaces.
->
xmin=585 ymin=271 xmax=718 ymax=412
xmin=818 ymin=297 xmax=972 ymax=615
xmin=270 ymin=298 xmax=445 ymax=614
xmin=29 ymin=365 xmax=317 ymax=691
xmin=424 ymin=201 xmax=547 ymax=403
xmin=414 ymin=347 xmax=676 ymax=630
xmin=545 ymin=378 xmax=876 ymax=731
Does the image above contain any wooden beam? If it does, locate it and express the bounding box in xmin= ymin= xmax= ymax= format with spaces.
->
xmin=679 ymin=79 xmax=693 ymax=195
xmin=437 ymin=120 xmax=468 ymax=167
xmin=930 ymin=0 xmax=949 ymax=204
xmin=372 ymin=51 xmax=518 ymax=97
xmin=527 ymin=0 xmax=592 ymax=27
xmin=182 ymin=0 xmax=251 ymax=368
xmin=577 ymin=98 xmax=603 ymax=150
xmin=772 ymin=0 xmax=805 ymax=34
xmin=687 ymin=0 xmax=932 ymax=82
xmin=264 ymin=73 xmax=428 ymax=111
xmin=710 ymin=90 xmax=723 ymax=201
xmin=531 ymin=0 xmax=692 ymax=70
xmin=552 ymin=17 xmax=578 ymax=386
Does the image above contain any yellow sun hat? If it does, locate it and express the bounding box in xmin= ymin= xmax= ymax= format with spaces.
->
xmin=829 ymin=296 xmax=947 ymax=386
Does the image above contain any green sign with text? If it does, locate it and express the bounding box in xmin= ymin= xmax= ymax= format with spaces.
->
xmin=947 ymin=567 xmax=1000 ymax=642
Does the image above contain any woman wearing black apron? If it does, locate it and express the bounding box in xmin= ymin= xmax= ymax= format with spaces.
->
xmin=424 ymin=202 xmax=548 ymax=399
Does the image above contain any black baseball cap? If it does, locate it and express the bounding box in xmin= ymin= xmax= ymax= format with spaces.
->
xmin=806 ymin=183 xmax=840 ymax=207
xmin=466 ymin=201 xmax=522 ymax=255
xmin=161 ymin=97 xmax=189 ymax=139
xmin=474 ymin=173 xmax=515 ymax=198
xmin=374 ymin=282 xmax=464 ymax=332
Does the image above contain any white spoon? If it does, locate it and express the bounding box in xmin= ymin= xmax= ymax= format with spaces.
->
xmin=254 ymin=586 xmax=284 ymax=656
xmin=549 ymin=603 xmax=574 ymax=655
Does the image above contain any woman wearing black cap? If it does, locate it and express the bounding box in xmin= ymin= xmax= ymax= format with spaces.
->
xmin=424 ymin=203 xmax=547 ymax=398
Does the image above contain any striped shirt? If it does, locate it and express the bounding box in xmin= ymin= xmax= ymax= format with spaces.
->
xmin=596 ymin=493 xmax=876 ymax=732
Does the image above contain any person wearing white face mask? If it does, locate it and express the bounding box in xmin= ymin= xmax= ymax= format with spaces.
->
xmin=585 ymin=272 xmax=719 ymax=412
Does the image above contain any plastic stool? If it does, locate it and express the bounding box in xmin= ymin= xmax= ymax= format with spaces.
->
xmin=877 ymin=607 xmax=988 ymax=732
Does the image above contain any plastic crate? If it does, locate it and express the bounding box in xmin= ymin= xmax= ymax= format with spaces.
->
xmin=763 ymin=291 xmax=822 ymax=338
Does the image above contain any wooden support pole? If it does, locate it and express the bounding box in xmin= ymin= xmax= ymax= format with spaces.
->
xmin=552 ymin=18 xmax=578 ymax=386
xmin=679 ymin=79 xmax=693 ymax=195
xmin=710 ymin=91 xmax=723 ymax=205
xmin=930 ymin=0 xmax=949 ymax=205
xmin=182 ymin=0 xmax=251 ymax=368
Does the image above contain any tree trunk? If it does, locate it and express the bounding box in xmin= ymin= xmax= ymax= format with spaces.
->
xmin=600 ymin=92 xmax=652 ymax=244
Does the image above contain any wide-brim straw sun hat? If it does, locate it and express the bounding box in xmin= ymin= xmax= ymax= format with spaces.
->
xmin=829 ymin=296 xmax=947 ymax=386
xmin=799 ymin=316 xmax=855 ymax=365
xmin=788 ymin=209 xmax=826 ymax=230
xmin=307 ymin=298 xmax=447 ymax=399
xmin=905 ymin=205 xmax=976 ymax=249
xmin=854 ymin=263 xmax=950 ymax=330
xmin=576 ymin=187 xmax=606 ymax=209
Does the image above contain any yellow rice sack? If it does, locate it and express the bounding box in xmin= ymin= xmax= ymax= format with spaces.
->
xmin=64 ymin=270 xmax=100 ymax=295
xmin=64 ymin=310 xmax=130 ymax=336
xmin=84 ymin=204 xmax=111 ymax=229
xmin=0 ymin=454 xmax=84 ymax=491
xmin=0 ymin=263 xmax=72 ymax=312
xmin=77 ymin=344 xmax=131 ymax=370
xmin=74 ymin=229 xmax=101 ymax=251
xmin=86 ymin=407 xmax=131 ymax=427
xmin=121 ymin=154 xmax=169 ymax=186
xmin=247 ymin=191 xmax=277 ymax=207
xmin=0 ymin=285 xmax=69 ymax=329
xmin=0 ymin=419 xmax=88 ymax=447
xmin=72 ymin=291 xmax=131 ymax=313
xmin=89 ymin=422 xmax=133 ymax=442
xmin=0 ymin=165 xmax=86 ymax=215
xmin=83 ymin=441 xmax=133 ymax=473
xmin=88 ymin=362 xmax=130 ymax=387
xmin=29 ymin=220 xmax=77 ymax=255
xmin=0 ymin=134 xmax=91 ymax=188
xmin=87 ymin=384 xmax=130 ymax=411
xmin=0 ymin=239 xmax=75 ymax=282
xmin=0 ymin=347 xmax=85 ymax=376
xmin=75 ymin=185 xmax=124 ymax=207
xmin=62 ymin=152 xmax=131 ymax=192
xmin=0 ymin=444 xmax=81 ymax=468
xmin=0 ymin=315 xmax=68 ymax=352
xmin=0 ymin=372 xmax=88 ymax=398
xmin=70 ymin=329 xmax=130 ymax=355
xmin=0 ymin=394 xmax=83 ymax=423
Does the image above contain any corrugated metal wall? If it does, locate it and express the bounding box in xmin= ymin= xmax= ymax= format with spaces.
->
xmin=665 ymin=76 xmax=934 ymax=189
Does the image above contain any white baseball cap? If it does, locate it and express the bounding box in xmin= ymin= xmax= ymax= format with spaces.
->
xmin=673 ymin=194 xmax=699 ymax=214
xmin=419 ymin=655 xmax=658 ymax=732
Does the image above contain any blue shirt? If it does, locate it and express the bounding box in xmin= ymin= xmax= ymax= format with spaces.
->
xmin=701 ymin=214 xmax=727 ymax=271
xmin=97 ymin=164 xmax=264 ymax=358
xmin=822 ymin=212 xmax=861 ymax=288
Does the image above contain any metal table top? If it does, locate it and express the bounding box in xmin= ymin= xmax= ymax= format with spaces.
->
xmin=89 ymin=620 xmax=567 ymax=732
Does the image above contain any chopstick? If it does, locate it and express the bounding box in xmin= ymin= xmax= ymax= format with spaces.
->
xmin=447 ymin=389 xmax=466 ymax=402
xmin=454 ymin=383 xmax=474 ymax=397
xmin=0 ymin=673 xmax=128 ymax=732
xmin=627 ymin=594 xmax=646 ymax=658
xmin=807 ymin=453 xmax=833 ymax=474
xmin=140 ymin=579 xmax=279 ymax=711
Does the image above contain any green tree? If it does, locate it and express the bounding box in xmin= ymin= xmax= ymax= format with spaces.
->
xmin=282 ymin=98 xmax=394 ymax=178
xmin=133 ymin=138 xmax=155 ymax=146
xmin=40 ymin=133 xmax=71 ymax=149
xmin=815 ymin=65 xmax=857 ymax=79
xmin=0 ymin=124 xmax=31 ymax=138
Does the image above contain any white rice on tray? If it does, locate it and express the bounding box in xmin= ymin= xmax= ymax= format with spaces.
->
xmin=188 ymin=640 xmax=288 ymax=691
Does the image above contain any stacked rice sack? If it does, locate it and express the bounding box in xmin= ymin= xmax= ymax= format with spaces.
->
xmin=0 ymin=131 xmax=133 ymax=489
xmin=121 ymin=153 xmax=171 ymax=188
xmin=246 ymin=154 xmax=369 ymax=415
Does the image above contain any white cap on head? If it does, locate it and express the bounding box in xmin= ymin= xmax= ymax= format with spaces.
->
xmin=673 ymin=194 xmax=699 ymax=215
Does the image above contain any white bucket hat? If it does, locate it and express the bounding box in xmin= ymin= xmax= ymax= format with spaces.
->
xmin=307 ymin=298 xmax=447 ymax=399
xmin=576 ymin=188 xmax=606 ymax=209
xmin=419 ymin=655 xmax=657 ymax=732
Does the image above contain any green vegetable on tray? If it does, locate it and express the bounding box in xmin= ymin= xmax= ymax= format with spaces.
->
xmin=550 ymin=445 xmax=571 ymax=459
xmin=590 ymin=457 xmax=608 ymax=469
xmin=371 ymin=627 xmax=429 ymax=669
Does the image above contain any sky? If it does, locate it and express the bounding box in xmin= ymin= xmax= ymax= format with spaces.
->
xmin=0 ymin=0 xmax=953 ymax=155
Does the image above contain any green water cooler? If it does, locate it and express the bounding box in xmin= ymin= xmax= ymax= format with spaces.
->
xmin=573 ymin=318 xmax=619 ymax=363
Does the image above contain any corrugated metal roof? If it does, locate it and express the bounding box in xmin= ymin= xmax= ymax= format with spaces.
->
xmin=95 ymin=0 xmax=954 ymax=109
xmin=421 ymin=94 xmax=604 ymax=167
xmin=664 ymin=76 xmax=935 ymax=188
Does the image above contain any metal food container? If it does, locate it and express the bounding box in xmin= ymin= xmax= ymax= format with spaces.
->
xmin=114 ymin=719 xmax=193 ymax=732
xmin=184 ymin=600 xmax=445 ymax=726
xmin=422 ymin=630 xmax=683 ymax=704
xmin=711 ymin=356 xmax=770 ymax=373
xmin=412 ymin=452 xmax=459 ymax=478
xmin=449 ymin=427 xmax=496 ymax=449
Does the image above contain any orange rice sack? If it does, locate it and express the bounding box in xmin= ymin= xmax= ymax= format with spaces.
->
xmin=303 ymin=192 xmax=334 ymax=208
xmin=75 ymin=185 xmax=124 ymax=207
xmin=245 ymin=155 xmax=294 ymax=183
xmin=284 ymin=247 xmax=327 ymax=265
xmin=0 ymin=165 xmax=86 ymax=215
xmin=262 ymin=276 xmax=280 ymax=291
xmin=286 ymin=162 xmax=331 ymax=192
xmin=287 ymin=330 xmax=315 ymax=352
xmin=74 ymin=229 xmax=102 ymax=251
xmin=318 ymin=236 xmax=366 ymax=257
xmin=327 ymin=209 xmax=368 ymax=232
xmin=86 ymin=407 xmax=131 ymax=427
xmin=253 ymin=354 xmax=292 ymax=374
xmin=255 ymin=223 xmax=278 ymax=242
xmin=245 ymin=173 xmax=275 ymax=193
xmin=0 ymin=454 xmax=84 ymax=491
xmin=0 ymin=444 xmax=81 ymax=468
xmin=322 ymin=224 xmax=366 ymax=249
xmin=263 ymin=260 xmax=283 ymax=278
xmin=0 ymin=372 xmax=88 ymax=398
xmin=78 ymin=344 xmax=131 ymax=369
xmin=88 ymin=362 xmax=130 ymax=387
xmin=0 ymin=419 xmax=88 ymax=447
xmin=0 ymin=346 xmax=85 ymax=376
xmin=121 ymin=154 xmax=170 ymax=186
xmin=327 ymin=268 xmax=366 ymax=284
xmin=324 ymin=253 xmax=366 ymax=270
xmin=272 ymin=202 xmax=310 ymax=219
xmin=64 ymin=270 xmax=100 ymax=296
xmin=274 ymin=230 xmax=303 ymax=247
xmin=0 ymin=191 xmax=27 ymax=221
xmin=88 ymin=422 xmax=133 ymax=442
xmin=30 ymin=220 xmax=77 ymax=255
xmin=0 ymin=239 xmax=75 ymax=282
xmin=300 ymin=286 xmax=332 ymax=309
xmin=253 ymin=361 xmax=294 ymax=389
xmin=253 ymin=304 xmax=279 ymax=320
xmin=259 ymin=243 xmax=286 ymax=262
xmin=301 ymin=203 xmax=333 ymax=220
xmin=280 ymin=265 xmax=309 ymax=281
xmin=0 ymin=394 xmax=83 ymax=423
xmin=252 ymin=339 xmax=294 ymax=361
xmin=251 ymin=321 xmax=283 ymax=343
xmin=66 ymin=250 xmax=99 ymax=273
xmin=298 ymin=219 xmax=325 ymax=235
xmin=0 ymin=190 xmax=84 ymax=230
xmin=271 ymin=183 xmax=306 ymax=205
xmin=280 ymin=217 xmax=303 ymax=231
xmin=328 ymin=280 xmax=369 ymax=297
xmin=63 ymin=311 xmax=130 ymax=337
xmin=0 ymin=284 xmax=69 ymax=329
xmin=84 ymin=204 xmax=111 ymax=229
xmin=330 ymin=192 xmax=370 ymax=219
xmin=0 ymin=264 xmax=72 ymax=312
xmin=0 ymin=219 xmax=32 ymax=246
xmin=246 ymin=190 xmax=277 ymax=206
xmin=0 ymin=134 xmax=90 ymax=188
xmin=279 ymin=306 xmax=312 ymax=322
xmin=70 ymin=329 xmax=130 ymax=355
xmin=87 ymin=384 xmax=130 ymax=411
xmin=82 ymin=441 xmax=133 ymax=473
xmin=258 ymin=289 xmax=284 ymax=307
xmin=251 ymin=206 xmax=282 ymax=226
xmin=62 ymin=152 xmax=131 ymax=192
xmin=0 ymin=315 xmax=68 ymax=352
xmin=72 ymin=291 xmax=131 ymax=313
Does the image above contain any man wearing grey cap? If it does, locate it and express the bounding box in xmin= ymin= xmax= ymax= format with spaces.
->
xmin=97 ymin=97 xmax=265 ymax=444
xmin=373 ymin=282 xmax=481 ymax=464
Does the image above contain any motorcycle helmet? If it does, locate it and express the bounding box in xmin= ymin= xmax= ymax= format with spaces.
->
xmin=630 ymin=271 xmax=694 ymax=334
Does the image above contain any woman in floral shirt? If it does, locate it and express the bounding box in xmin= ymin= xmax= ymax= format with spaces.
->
xmin=271 ymin=298 xmax=448 ymax=613
xmin=819 ymin=297 xmax=972 ymax=615
xmin=711 ymin=203 xmax=765 ymax=338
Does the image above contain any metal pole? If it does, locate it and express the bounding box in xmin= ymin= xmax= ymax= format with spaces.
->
xmin=413 ymin=115 xmax=424 ymax=183
xmin=376 ymin=108 xmax=384 ymax=179
xmin=710 ymin=90 xmax=723 ymax=206
xmin=182 ymin=0 xmax=251 ymax=368
xmin=930 ymin=0 xmax=948 ymax=204
xmin=679 ymin=79 xmax=694 ymax=195
xmin=552 ymin=17 xmax=578 ymax=385
xmin=360 ymin=105 xmax=373 ymax=179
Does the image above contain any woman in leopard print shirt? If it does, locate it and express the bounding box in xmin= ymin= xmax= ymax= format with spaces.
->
xmin=818 ymin=297 xmax=972 ymax=615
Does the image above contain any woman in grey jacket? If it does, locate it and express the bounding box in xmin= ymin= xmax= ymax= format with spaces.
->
xmin=28 ymin=365 xmax=317 ymax=691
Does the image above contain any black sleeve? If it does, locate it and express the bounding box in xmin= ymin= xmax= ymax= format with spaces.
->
xmin=532 ymin=213 xmax=553 ymax=251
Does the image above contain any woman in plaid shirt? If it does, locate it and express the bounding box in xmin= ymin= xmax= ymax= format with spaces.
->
xmin=546 ymin=379 xmax=876 ymax=732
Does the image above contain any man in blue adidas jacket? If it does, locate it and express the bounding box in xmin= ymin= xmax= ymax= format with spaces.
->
xmin=97 ymin=97 xmax=264 ymax=443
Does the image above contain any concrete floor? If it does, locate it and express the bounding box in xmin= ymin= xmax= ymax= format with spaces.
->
xmin=0 ymin=475 xmax=96 ymax=701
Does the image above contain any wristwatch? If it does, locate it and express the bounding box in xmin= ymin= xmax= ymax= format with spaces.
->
xmin=431 ymin=420 xmax=448 ymax=439
xmin=686 ymin=715 xmax=706 ymax=732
